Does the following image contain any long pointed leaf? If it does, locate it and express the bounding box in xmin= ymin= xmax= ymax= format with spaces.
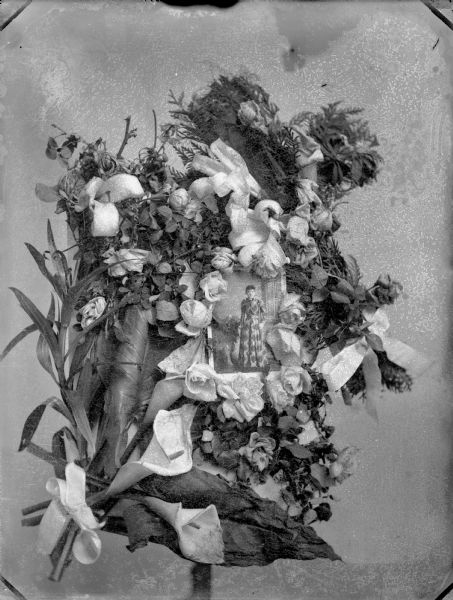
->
xmin=25 ymin=243 xmax=65 ymax=298
xmin=18 ymin=397 xmax=71 ymax=452
xmin=68 ymin=332 xmax=96 ymax=382
xmin=65 ymin=390 xmax=97 ymax=459
xmin=36 ymin=334 xmax=58 ymax=384
xmin=47 ymin=220 xmax=70 ymax=294
xmin=0 ymin=323 xmax=38 ymax=361
xmin=47 ymin=294 xmax=56 ymax=324
xmin=9 ymin=287 xmax=64 ymax=380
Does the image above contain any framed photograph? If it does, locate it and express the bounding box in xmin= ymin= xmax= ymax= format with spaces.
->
xmin=207 ymin=269 xmax=285 ymax=374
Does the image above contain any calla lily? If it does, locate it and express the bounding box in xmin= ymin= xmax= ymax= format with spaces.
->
xmin=191 ymin=139 xmax=261 ymax=232
xmin=76 ymin=174 xmax=144 ymax=212
xmin=107 ymin=404 xmax=198 ymax=496
xmin=144 ymin=496 xmax=224 ymax=564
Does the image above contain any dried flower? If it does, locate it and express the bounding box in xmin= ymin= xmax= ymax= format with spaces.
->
xmin=211 ymin=247 xmax=236 ymax=272
xmin=184 ymin=363 xmax=218 ymax=402
xmin=278 ymin=293 xmax=306 ymax=330
xmin=240 ymin=432 xmax=276 ymax=472
xmin=103 ymin=248 xmax=150 ymax=277
xmin=368 ymin=274 xmax=403 ymax=306
xmin=292 ymin=237 xmax=318 ymax=268
xmin=280 ymin=365 xmax=312 ymax=396
xmin=237 ymin=100 xmax=268 ymax=134
xmin=266 ymin=325 xmax=303 ymax=366
xmin=222 ymin=374 xmax=264 ymax=423
xmin=175 ymin=300 xmax=213 ymax=336
xmin=169 ymin=188 xmax=190 ymax=212
xmin=310 ymin=206 xmax=333 ymax=232
xmin=239 ymin=234 xmax=289 ymax=279
xmin=286 ymin=215 xmax=309 ymax=246
xmin=199 ymin=271 xmax=228 ymax=303
xmin=265 ymin=376 xmax=293 ymax=414
xmin=329 ymin=447 xmax=359 ymax=483
xmin=80 ymin=297 xmax=106 ymax=329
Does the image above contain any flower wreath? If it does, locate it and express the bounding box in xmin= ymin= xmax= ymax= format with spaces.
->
xmin=4 ymin=74 xmax=428 ymax=579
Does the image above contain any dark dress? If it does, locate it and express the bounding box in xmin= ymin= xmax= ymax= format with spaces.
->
xmin=238 ymin=297 xmax=267 ymax=369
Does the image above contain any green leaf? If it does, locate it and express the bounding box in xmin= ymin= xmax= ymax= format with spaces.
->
xmin=35 ymin=183 xmax=60 ymax=203
xmin=335 ymin=279 xmax=355 ymax=298
xmin=18 ymin=397 xmax=70 ymax=452
xmin=157 ymin=206 xmax=173 ymax=220
xmin=365 ymin=333 xmax=384 ymax=352
xmin=330 ymin=291 xmax=351 ymax=304
xmin=47 ymin=294 xmax=56 ymax=324
xmin=9 ymin=287 xmax=63 ymax=379
xmin=25 ymin=243 xmax=65 ymax=298
xmin=287 ymin=444 xmax=312 ymax=459
xmin=47 ymin=220 xmax=70 ymax=293
xmin=310 ymin=265 xmax=329 ymax=289
xmin=0 ymin=323 xmax=38 ymax=361
xmin=310 ymin=463 xmax=332 ymax=489
xmin=36 ymin=334 xmax=58 ymax=383
xmin=278 ymin=416 xmax=299 ymax=431
xmin=68 ymin=333 xmax=95 ymax=382
xmin=312 ymin=288 xmax=329 ymax=303
xmin=65 ymin=389 xmax=96 ymax=459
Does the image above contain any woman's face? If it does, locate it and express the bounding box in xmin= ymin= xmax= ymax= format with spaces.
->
xmin=246 ymin=288 xmax=256 ymax=299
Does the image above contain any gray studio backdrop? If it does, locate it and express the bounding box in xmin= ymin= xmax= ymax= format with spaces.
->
xmin=1 ymin=1 xmax=452 ymax=598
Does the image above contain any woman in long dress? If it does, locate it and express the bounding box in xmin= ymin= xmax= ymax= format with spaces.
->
xmin=238 ymin=285 xmax=267 ymax=369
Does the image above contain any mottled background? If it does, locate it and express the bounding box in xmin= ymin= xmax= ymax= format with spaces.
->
xmin=1 ymin=1 xmax=452 ymax=598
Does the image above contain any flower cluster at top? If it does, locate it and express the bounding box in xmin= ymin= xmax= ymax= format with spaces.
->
xmin=34 ymin=75 xmax=411 ymax=525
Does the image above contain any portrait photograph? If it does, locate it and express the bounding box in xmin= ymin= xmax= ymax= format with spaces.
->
xmin=208 ymin=269 xmax=285 ymax=374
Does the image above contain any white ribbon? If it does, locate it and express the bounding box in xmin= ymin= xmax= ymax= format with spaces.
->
xmin=37 ymin=463 xmax=103 ymax=565
xmin=191 ymin=139 xmax=261 ymax=232
xmin=107 ymin=404 xmax=198 ymax=496
xmin=312 ymin=308 xmax=431 ymax=418
xmin=144 ymin=496 xmax=224 ymax=564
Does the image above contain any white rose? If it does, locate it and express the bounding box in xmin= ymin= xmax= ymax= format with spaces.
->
xmin=80 ymin=296 xmax=106 ymax=329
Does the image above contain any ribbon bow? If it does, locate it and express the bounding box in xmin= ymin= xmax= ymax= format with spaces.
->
xmin=313 ymin=308 xmax=430 ymax=419
xmin=37 ymin=463 xmax=103 ymax=564
xmin=191 ymin=139 xmax=261 ymax=233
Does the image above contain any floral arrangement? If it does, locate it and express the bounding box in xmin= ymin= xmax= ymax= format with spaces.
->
xmin=3 ymin=74 xmax=426 ymax=580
